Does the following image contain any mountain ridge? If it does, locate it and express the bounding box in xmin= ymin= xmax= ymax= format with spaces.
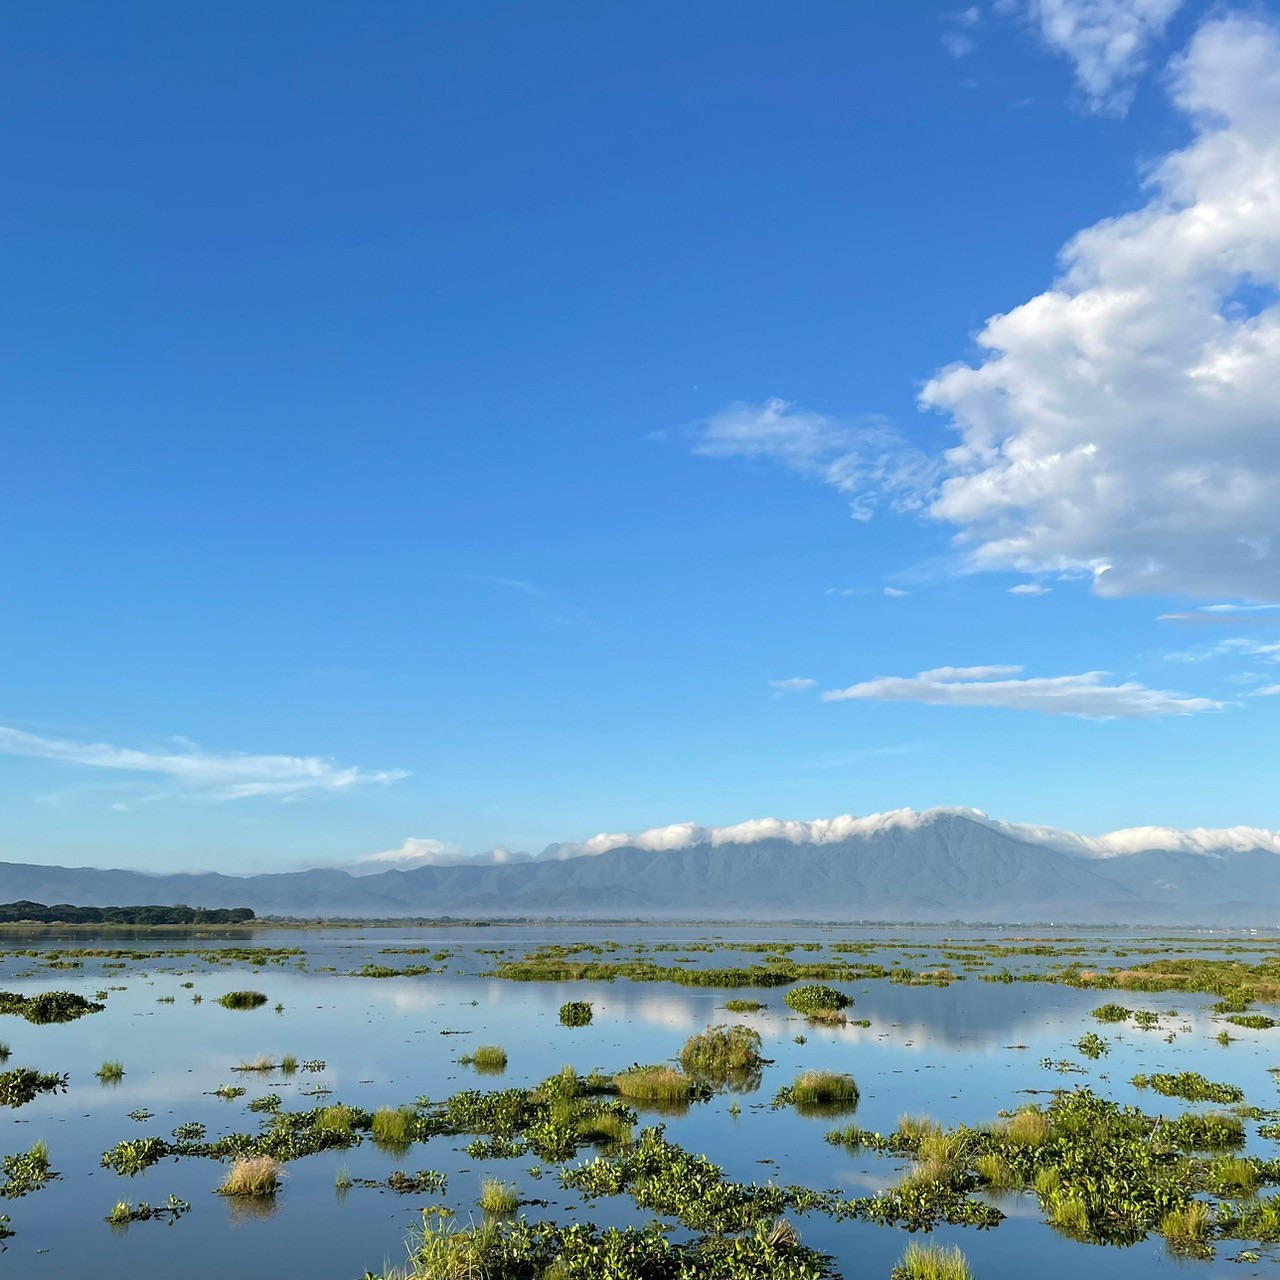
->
xmin=5 ymin=809 xmax=1280 ymax=924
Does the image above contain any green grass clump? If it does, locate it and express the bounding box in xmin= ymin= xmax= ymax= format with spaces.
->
xmin=613 ymin=1065 xmax=695 ymax=1107
xmin=723 ymin=999 xmax=764 ymax=1013
xmin=559 ymin=1001 xmax=592 ymax=1027
xmin=372 ymin=1105 xmax=417 ymax=1151
xmin=1203 ymin=1155 xmax=1262 ymax=1195
xmin=784 ymin=984 xmax=850 ymax=1016
xmin=479 ymin=1178 xmax=519 ymax=1214
xmin=891 ymin=1241 xmax=974 ymax=1280
xmin=216 ymin=1155 xmax=282 ymax=1198
xmin=1161 ymin=1201 xmax=1211 ymax=1255
xmin=974 ymin=1151 xmax=1019 ymax=1190
xmin=96 ymin=1060 xmax=125 ymax=1084
xmin=462 ymin=1045 xmax=508 ymax=1073
xmin=1226 ymin=1014 xmax=1278 ymax=1030
xmin=316 ymin=1104 xmax=359 ymax=1137
xmin=774 ymin=1070 xmax=859 ymax=1117
xmin=1091 ymin=1003 xmax=1131 ymax=1023
xmin=217 ymin=990 xmax=268 ymax=1010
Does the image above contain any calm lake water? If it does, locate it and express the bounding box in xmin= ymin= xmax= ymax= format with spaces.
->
xmin=0 ymin=924 xmax=1277 ymax=1279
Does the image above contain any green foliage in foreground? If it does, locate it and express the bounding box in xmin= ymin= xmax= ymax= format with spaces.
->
xmin=825 ymin=1087 xmax=1277 ymax=1250
xmin=0 ymin=990 xmax=104 ymax=1024
xmin=784 ymin=985 xmax=850 ymax=1016
xmin=381 ymin=1214 xmax=834 ymax=1280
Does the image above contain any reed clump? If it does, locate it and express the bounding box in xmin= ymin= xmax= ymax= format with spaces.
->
xmin=216 ymin=1156 xmax=282 ymax=1198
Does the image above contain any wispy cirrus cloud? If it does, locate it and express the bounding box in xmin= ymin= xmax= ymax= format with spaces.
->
xmin=690 ymin=398 xmax=936 ymax=522
xmin=820 ymin=665 xmax=1221 ymax=718
xmin=768 ymin=677 xmax=817 ymax=693
xmin=0 ymin=725 xmax=407 ymax=801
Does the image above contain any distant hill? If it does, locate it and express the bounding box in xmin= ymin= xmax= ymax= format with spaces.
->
xmin=4 ymin=809 xmax=1280 ymax=924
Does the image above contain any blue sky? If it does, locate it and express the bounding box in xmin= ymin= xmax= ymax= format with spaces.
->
xmin=6 ymin=0 xmax=1280 ymax=873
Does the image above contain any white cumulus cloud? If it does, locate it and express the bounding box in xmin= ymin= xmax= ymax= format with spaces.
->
xmin=0 ymin=724 xmax=406 ymax=801
xmin=923 ymin=12 xmax=1280 ymax=601
xmin=820 ymin=664 xmax=1221 ymax=718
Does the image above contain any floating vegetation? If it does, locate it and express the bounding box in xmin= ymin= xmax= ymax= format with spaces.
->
xmin=0 ymin=990 xmax=104 ymax=1024
xmin=724 ymin=999 xmax=765 ymax=1013
xmin=106 ymin=1194 xmax=189 ymax=1226
xmin=127 ymin=1108 xmax=154 ymax=1122
xmin=102 ymin=1137 xmax=170 ymax=1177
xmin=1075 ymin=1032 xmax=1109 ymax=1058
xmin=1130 ymin=1072 xmax=1244 ymax=1104
xmin=216 ymin=1155 xmax=283 ymax=1198
xmin=379 ymin=1213 xmax=834 ymax=1280
xmin=1161 ymin=1200 xmax=1212 ymax=1256
xmin=386 ymin=1169 xmax=447 ymax=1195
xmin=217 ymin=990 xmax=268 ymax=1010
xmin=172 ymin=1122 xmax=205 ymax=1141
xmin=784 ymin=985 xmax=850 ymax=1016
xmin=559 ymin=1001 xmax=593 ymax=1027
xmin=773 ymin=1071 xmax=859 ymax=1118
xmin=0 ymin=1142 xmax=56 ymax=1198
xmin=247 ymin=1094 xmax=282 ymax=1113
xmin=0 ymin=1067 xmax=67 ymax=1109
xmin=1225 ymin=1014 xmax=1278 ymax=1030
xmin=212 ymin=1084 xmax=246 ymax=1100
xmin=96 ymin=1059 xmax=125 ymax=1083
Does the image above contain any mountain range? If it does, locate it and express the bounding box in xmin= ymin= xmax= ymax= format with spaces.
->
xmin=5 ymin=808 xmax=1280 ymax=924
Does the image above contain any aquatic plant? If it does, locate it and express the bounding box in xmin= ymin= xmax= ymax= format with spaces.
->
xmin=1130 ymin=1072 xmax=1244 ymax=1103
xmin=216 ymin=990 xmax=268 ymax=1010
xmin=1075 ymin=1032 xmax=1108 ymax=1058
xmin=479 ymin=1177 xmax=519 ymax=1213
xmin=96 ymin=1060 xmax=125 ymax=1083
xmin=216 ymin=1155 xmax=283 ymax=1198
xmin=372 ymin=1105 xmax=417 ymax=1151
xmin=0 ymin=1142 xmax=55 ymax=1198
xmin=680 ymin=1024 xmax=766 ymax=1090
xmin=613 ymin=1066 xmax=701 ymax=1109
xmin=461 ymin=1045 xmax=508 ymax=1073
xmin=891 ymin=1241 xmax=974 ymax=1280
xmin=773 ymin=1071 xmax=859 ymax=1118
xmin=0 ymin=990 xmax=104 ymax=1024
xmin=385 ymin=1214 xmax=834 ymax=1280
xmin=101 ymin=1137 xmax=170 ymax=1176
xmin=559 ymin=1001 xmax=593 ymax=1027
xmin=105 ymin=1194 xmax=189 ymax=1225
xmin=784 ymin=985 xmax=850 ymax=1016
xmin=1160 ymin=1201 xmax=1211 ymax=1256
xmin=0 ymin=1067 xmax=66 ymax=1108
xmin=724 ymin=999 xmax=765 ymax=1013
xmin=1225 ymin=1014 xmax=1278 ymax=1030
